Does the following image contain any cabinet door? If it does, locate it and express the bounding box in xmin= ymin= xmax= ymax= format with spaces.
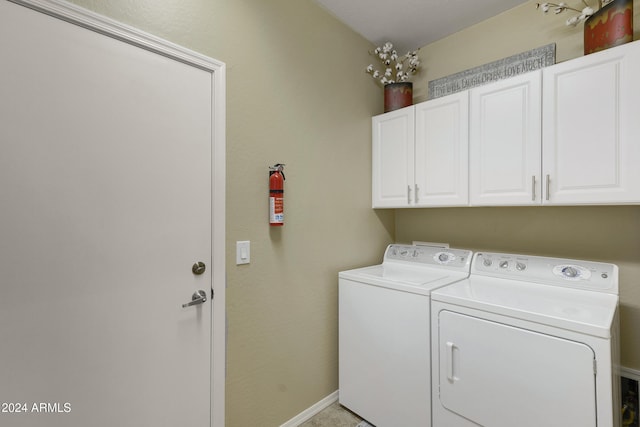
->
xmin=414 ymin=92 xmax=469 ymax=206
xmin=543 ymin=41 xmax=640 ymax=204
xmin=372 ymin=106 xmax=415 ymax=207
xmin=469 ymin=71 xmax=542 ymax=205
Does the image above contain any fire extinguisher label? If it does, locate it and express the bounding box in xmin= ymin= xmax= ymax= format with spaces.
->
xmin=270 ymin=196 xmax=284 ymax=223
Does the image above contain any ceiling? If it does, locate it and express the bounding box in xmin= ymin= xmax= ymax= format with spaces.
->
xmin=313 ymin=0 xmax=529 ymax=53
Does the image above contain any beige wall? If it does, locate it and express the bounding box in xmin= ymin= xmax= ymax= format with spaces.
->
xmin=399 ymin=0 xmax=640 ymax=371
xmin=57 ymin=0 xmax=640 ymax=425
xmin=216 ymin=4 xmax=394 ymax=425
xmin=412 ymin=0 xmax=640 ymax=103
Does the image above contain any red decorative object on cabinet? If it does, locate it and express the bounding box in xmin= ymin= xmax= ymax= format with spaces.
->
xmin=584 ymin=0 xmax=633 ymax=55
xmin=384 ymin=82 xmax=413 ymax=112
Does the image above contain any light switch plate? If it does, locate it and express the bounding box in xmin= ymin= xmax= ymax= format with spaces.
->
xmin=236 ymin=241 xmax=250 ymax=265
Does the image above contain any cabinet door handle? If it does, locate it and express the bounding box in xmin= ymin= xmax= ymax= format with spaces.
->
xmin=415 ymin=184 xmax=419 ymax=204
xmin=546 ymin=174 xmax=551 ymax=201
xmin=531 ymin=176 xmax=536 ymax=201
xmin=407 ymin=185 xmax=412 ymax=205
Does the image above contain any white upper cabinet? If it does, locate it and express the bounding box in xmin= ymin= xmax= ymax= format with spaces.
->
xmin=372 ymin=93 xmax=469 ymax=208
xmin=542 ymin=41 xmax=640 ymax=204
xmin=372 ymin=40 xmax=640 ymax=208
xmin=372 ymin=105 xmax=414 ymax=207
xmin=469 ymin=71 xmax=542 ymax=206
xmin=414 ymin=92 xmax=469 ymax=207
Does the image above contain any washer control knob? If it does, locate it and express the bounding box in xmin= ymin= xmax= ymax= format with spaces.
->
xmin=483 ymin=258 xmax=492 ymax=267
xmin=562 ymin=266 xmax=579 ymax=278
xmin=516 ymin=262 xmax=526 ymax=271
xmin=434 ymin=252 xmax=456 ymax=264
xmin=499 ymin=260 xmax=509 ymax=269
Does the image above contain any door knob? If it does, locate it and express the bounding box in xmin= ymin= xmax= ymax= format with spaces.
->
xmin=182 ymin=290 xmax=207 ymax=308
xmin=192 ymin=262 xmax=206 ymax=275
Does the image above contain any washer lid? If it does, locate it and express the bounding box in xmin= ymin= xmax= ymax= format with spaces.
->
xmin=339 ymin=264 xmax=470 ymax=296
xmin=339 ymin=244 xmax=473 ymax=295
xmin=431 ymin=275 xmax=618 ymax=338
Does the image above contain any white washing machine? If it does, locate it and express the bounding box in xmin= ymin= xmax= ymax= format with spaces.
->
xmin=431 ymin=252 xmax=620 ymax=427
xmin=339 ymin=244 xmax=473 ymax=427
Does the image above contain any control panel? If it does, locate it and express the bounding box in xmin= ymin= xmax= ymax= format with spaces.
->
xmin=384 ymin=244 xmax=472 ymax=270
xmin=472 ymin=252 xmax=618 ymax=294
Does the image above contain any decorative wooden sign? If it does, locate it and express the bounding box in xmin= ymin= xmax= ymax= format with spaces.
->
xmin=428 ymin=44 xmax=556 ymax=99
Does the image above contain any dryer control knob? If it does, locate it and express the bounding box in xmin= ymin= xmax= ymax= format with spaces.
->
xmin=499 ymin=260 xmax=509 ymax=269
xmin=562 ymin=266 xmax=579 ymax=278
xmin=516 ymin=262 xmax=526 ymax=271
xmin=438 ymin=253 xmax=449 ymax=262
xmin=483 ymin=258 xmax=492 ymax=267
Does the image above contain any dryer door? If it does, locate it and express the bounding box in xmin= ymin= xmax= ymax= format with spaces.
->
xmin=437 ymin=310 xmax=596 ymax=427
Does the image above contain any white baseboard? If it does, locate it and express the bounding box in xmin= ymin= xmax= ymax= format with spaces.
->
xmin=622 ymin=366 xmax=640 ymax=382
xmin=280 ymin=390 xmax=339 ymax=427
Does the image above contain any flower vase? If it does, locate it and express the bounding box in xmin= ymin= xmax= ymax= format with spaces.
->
xmin=584 ymin=0 xmax=633 ymax=55
xmin=384 ymin=82 xmax=413 ymax=113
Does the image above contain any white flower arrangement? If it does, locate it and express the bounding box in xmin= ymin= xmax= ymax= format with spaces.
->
xmin=536 ymin=1 xmax=611 ymax=26
xmin=366 ymin=42 xmax=420 ymax=86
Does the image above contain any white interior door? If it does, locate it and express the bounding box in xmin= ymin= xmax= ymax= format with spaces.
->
xmin=0 ymin=1 xmax=220 ymax=425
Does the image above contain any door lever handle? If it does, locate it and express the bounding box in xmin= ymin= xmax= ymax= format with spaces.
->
xmin=182 ymin=290 xmax=207 ymax=308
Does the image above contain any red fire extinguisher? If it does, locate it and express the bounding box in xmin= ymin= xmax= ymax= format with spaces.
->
xmin=269 ymin=164 xmax=285 ymax=226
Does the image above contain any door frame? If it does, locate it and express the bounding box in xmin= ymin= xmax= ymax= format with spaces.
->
xmin=6 ymin=0 xmax=226 ymax=425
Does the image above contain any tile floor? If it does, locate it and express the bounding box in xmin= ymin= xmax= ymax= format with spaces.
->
xmin=298 ymin=402 xmax=368 ymax=427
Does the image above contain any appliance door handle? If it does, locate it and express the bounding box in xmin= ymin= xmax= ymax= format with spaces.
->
xmin=446 ymin=341 xmax=456 ymax=382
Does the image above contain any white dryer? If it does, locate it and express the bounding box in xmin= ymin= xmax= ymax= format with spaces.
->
xmin=339 ymin=244 xmax=473 ymax=427
xmin=431 ymin=252 xmax=620 ymax=427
